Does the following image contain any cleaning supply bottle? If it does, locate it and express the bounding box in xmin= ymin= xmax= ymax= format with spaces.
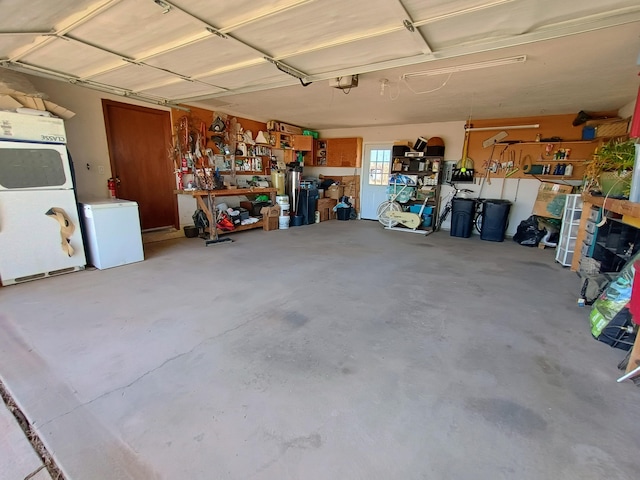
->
xmin=565 ymin=163 xmax=573 ymax=176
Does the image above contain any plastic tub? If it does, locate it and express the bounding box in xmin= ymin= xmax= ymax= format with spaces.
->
xmin=337 ymin=207 xmax=352 ymax=221
xmin=183 ymin=225 xmax=199 ymax=238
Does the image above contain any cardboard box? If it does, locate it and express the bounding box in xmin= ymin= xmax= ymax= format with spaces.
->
xmin=532 ymin=183 xmax=573 ymax=219
xmin=260 ymin=205 xmax=281 ymax=217
xmin=317 ymin=198 xmax=337 ymax=221
xmin=327 ymin=185 xmax=344 ymax=199
xmin=260 ymin=205 xmax=280 ymax=231
xmin=263 ymin=215 xmax=279 ymax=231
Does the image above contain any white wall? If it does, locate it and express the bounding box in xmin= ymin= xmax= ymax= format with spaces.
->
xmin=310 ymin=122 xmax=549 ymax=236
xmin=619 ymin=98 xmax=637 ymax=119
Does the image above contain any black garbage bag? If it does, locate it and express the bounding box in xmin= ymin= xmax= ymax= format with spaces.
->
xmin=513 ymin=215 xmax=546 ymax=247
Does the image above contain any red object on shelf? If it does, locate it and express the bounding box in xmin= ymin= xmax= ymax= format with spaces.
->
xmin=629 ymin=261 xmax=640 ymax=325
xmin=630 ymin=84 xmax=640 ymax=139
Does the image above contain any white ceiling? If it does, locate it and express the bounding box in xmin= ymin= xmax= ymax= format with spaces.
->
xmin=1 ymin=0 xmax=639 ymax=129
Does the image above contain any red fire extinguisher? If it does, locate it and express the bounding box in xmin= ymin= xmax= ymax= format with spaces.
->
xmin=107 ymin=177 xmax=116 ymax=198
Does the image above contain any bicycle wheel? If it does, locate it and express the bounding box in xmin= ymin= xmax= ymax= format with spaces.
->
xmin=377 ymin=200 xmax=402 ymax=227
xmin=474 ymin=211 xmax=483 ymax=233
xmin=437 ymin=203 xmax=451 ymax=231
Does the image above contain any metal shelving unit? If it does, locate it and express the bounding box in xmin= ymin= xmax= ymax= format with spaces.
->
xmin=556 ymin=194 xmax=583 ymax=266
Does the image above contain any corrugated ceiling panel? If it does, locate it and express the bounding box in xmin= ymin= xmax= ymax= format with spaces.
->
xmin=288 ymin=31 xmax=423 ymax=74
xmin=231 ymin=0 xmax=402 ymax=57
xmin=0 ymin=36 xmax=40 ymax=57
xmin=144 ymin=36 xmax=259 ymax=77
xmin=19 ymin=39 xmax=125 ymax=78
xmin=196 ymin=63 xmax=291 ymax=90
xmin=171 ymin=0 xmax=305 ymax=29
xmin=89 ymin=64 xmax=178 ymax=91
xmin=70 ymin=0 xmax=203 ymax=57
xmin=139 ymin=80 xmax=224 ymax=99
xmin=413 ymin=0 xmax=640 ymax=50
xmin=0 ymin=0 xmax=97 ymax=30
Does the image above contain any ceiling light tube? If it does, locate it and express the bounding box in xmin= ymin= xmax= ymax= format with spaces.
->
xmin=403 ymin=55 xmax=526 ymax=78
xmin=465 ymin=124 xmax=539 ymax=132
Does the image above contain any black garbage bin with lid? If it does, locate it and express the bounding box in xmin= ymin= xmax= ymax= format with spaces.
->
xmin=450 ymin=198 xmax=476 ymax=238
xmin=480 ymin=199 xmax=512 ymax=242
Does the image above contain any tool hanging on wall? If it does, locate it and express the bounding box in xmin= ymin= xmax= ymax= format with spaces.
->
xmin=482 ymin=130 xmax=508 ymax=148
xmin=452 ymin=122 xmax=475 ymax=182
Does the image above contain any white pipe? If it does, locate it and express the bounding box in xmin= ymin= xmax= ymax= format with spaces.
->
xmin=465 ymin=124 xmax=540 ymax=132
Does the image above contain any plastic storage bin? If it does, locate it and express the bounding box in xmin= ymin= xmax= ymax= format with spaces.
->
xmin=450 ymin=198 xmax=476 ymax=238
xmin=337 ymin=207 xmax=352 ymax=220
xmin=409 ymin=205 xmax=434 ymax=228
xmin=480 ymin=199 xmax=512 ymax=242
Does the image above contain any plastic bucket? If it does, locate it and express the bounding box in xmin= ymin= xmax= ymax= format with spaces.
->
xmin=279 ymin=203 xmax=290 ymax=216
xmin=291 ymin=215 xmax=304 ymax=227
xmin=279 ymin=215 xmax=290 ymax=229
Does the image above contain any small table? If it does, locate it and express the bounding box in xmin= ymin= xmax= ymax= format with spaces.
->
xmin=176 ymin=187 xmax=277 ymax=234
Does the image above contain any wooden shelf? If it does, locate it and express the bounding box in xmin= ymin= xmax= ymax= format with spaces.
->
xmin=205 ymin=220 xmax=264 ymax=235
xmin=175 ymin=187 xmax=276 ymax=197
xmin=524 ymin=174 xmax=582 ymax=180
xmin=496 ymin=140 xmax=596 ymax=146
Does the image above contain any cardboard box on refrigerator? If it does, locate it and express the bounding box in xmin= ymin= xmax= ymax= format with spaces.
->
xmin=532 ymin=183 xmax=573 ymax=219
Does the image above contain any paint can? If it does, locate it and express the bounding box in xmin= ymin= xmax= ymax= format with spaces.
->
xmin=279 ymin=215 xmax=290 ymax=229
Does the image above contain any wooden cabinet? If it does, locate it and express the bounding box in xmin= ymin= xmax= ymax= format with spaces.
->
xmin=315 ymin=140 xmax=327 ymax=166
xmin=325 ymin=137 xmax=362 ymax=167
xmin=292 ymin=134 xmax=313 ymax=151
xmin=274 ymin=132 xmax=292 ymax=149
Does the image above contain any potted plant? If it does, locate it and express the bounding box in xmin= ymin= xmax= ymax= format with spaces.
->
xmin=584 ymin=138 xmax=636 ymax=198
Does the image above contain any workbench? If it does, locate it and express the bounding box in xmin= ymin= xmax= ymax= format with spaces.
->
xmin=176 ymin=187 xmax=277 ymax=234
xmin=571 ymin=193 xmax=640 ymax=272
xmin=573 ymin=193 xmax=640 ymax=381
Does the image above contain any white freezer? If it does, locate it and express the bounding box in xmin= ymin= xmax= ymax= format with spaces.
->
xmin=81 ymin=200 xmax=144 ymax=270
xmin=0 ymin=189 xmax=86 ymax=285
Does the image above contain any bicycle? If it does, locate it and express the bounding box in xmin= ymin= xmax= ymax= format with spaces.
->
xmin=436 ymin=183 xmax=482 ymax=232
xmin=377 ymin=182 xmax=411 ymax=228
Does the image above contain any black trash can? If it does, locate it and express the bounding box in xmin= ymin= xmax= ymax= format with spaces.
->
xmin=450 ymin=198 xmax=476 ymax=238
xmin=480 ymin=199 xmax=512 ymax=242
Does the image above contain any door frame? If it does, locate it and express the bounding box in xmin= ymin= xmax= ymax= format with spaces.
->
xmin=360 ymin=142 xmax=393 ymax=220
xmin=101 ymin=99 xmax=178 ymax=230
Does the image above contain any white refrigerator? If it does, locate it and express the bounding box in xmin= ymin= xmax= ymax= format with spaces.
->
xmin=0 ymin=112 xmax=86 ymax=286
xmin=81 ymin=200 xmax=144 ymax=270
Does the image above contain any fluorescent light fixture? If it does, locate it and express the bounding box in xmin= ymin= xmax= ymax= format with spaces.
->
xmin=403 ymin=55 xmax=527 ymax=79
xmin=465 ymin=124 xmax=539 ymax=132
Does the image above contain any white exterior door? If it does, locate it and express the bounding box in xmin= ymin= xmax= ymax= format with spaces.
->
xmin=360 ymin=143 xmax=393 ymax=220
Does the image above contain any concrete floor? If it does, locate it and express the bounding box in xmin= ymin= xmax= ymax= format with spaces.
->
xmin=1 ymin=220 xmax=639 ymax=480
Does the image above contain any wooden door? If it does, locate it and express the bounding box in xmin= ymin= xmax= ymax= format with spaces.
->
xmin=102 ymin=100 xmax=177 ymax=230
